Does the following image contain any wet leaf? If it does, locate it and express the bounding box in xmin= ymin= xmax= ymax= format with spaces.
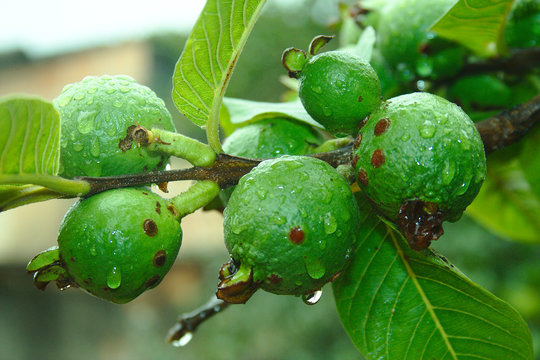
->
xmin=172 ymin=0 xmax=267 ymax=151
xmin=430 ymin=0 xmax=514 ymax=57
xmin=333 ymin=197 xmax=533 ymax=360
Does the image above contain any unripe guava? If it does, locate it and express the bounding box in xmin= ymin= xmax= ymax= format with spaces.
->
xmin=222 ymin=155 xmax=360 ymax=298
xmin=54 ymin=75 xmax=176 ymax=178
xmin=298 ymin=51 xmax=381 ymax=135
xmin=353 ymin=92 xmax=486 ymax=223
xmin=57 ymin=187 xmax=182 ymax=303
xmin=377 ymin=0 xmax=463 ymax=81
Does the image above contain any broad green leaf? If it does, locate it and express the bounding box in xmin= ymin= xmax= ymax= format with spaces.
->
xmin=333 ymin=197 xmax=533 ymax=360
xmin=222 ymin=97 xmax=323 ymax=129
xmin=0 ymin=95 xmax=90 ymax=208
xmin=519 ymin=126 xmax=540 ymax=199
xmin=0 ymin=95 xmax=60 ymax=177
xmin=430 ymin=0 xmax=514 ymax=57
xmin=172 ymin=0 xmax=267 ymax=152
xmin=466 ymin=139 xmax=540 ymax=243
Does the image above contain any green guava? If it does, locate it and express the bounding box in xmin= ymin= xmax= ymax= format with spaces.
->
xmin=376 ymin=0 xmax=463 ymax=81
xmin=222 ymin=155 xmax=361 ymax=299
xmin=353 ymin=92 xmax=486 ymax=223
xmin=57 ymin=187 xmax=182 ymax=303
xmin=298 ymin=51 xmax=381 ymax=135
xmin=54 ymin=75 xmax=176 ymax=178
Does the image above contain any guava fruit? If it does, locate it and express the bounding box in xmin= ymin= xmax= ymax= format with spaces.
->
xmin=219 ymin=155 xmax=360 ymax=302
xmin=298 ymin=51 xmax=381 ymax=135
xmin=353 ymin=92 xmax=486 ymax=227
xmin=54 ymin=75 xmax=176 ymax=178
xmin=57 ymin=187 xmax=182 ymax=303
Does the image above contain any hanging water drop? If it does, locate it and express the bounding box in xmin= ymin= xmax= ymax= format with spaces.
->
xmin=171 ymin=332 xmax=193 ymax=347
xmin=106 ymin=267 xmax=122 ymax=289
xmin=302 ymin=289 xmax=323 ymax=305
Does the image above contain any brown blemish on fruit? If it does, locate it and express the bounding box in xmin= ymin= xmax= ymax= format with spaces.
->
xmin=132 ymin=126 xmax=150 ymax=145
xmin=153 ymin=250 xmax=167 ymax=267
xmin=268 ymin=274 xmax=283 ymax=284
xmin=167 ymin=204 xmax=179 ymax=218
xmin=397 ymin=200 xmax=445 ymax=250
xmin=352 ymin=154 xmax=359 ymax=169
xmin=143 ymin=219 xmax=158 ymax=237
xmin=216 ymin=267 xmax=259 ymax=304
xmin=353 ymin=133 xmax=362 ymax=149
xmin=358 ymin=95 xmax=363 ymax=102
xmin=358 ymin=116 xmax=369 ymax=130
xmin=155 ymin=202 xmax=161 ymax=214
xmin=145 ymin=275 xmax=161 ymax=288
xmin=374 ymin=118 xmax=390 ymax=136
xmin=358 ymin=169 xmax=369 ymax=186
xmin=371 ymin=149 xmax=385 ymax=168
xmin=118 ymin=125 xmax=138 ymax=152
xmin=288 ymin=227 xmax=305 ymax=244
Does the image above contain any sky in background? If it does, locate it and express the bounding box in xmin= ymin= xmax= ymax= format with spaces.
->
xmin=0 ymin=0 xmax=206 ymax=58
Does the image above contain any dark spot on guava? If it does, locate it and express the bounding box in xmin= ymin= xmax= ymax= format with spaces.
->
xmin=70 ymin=257 xmax=76 ymax=263
xmin=268 ymin=274 xmax=283 ymax=284
xmin=153 ymin=250 xmax=167 ymax=267
xmin=374 ymin=118 xmax=390 ymax=136
xmin=158 ymin=182 xmax=169 ymax=193
xmin=145 ymin=275 xmax=161 ymax=288
xmin=358 ymin=95 xmax=363 ymax=102
xmin=353 ymin=133 xmax=362 ymax=149
xmin=352 ymin=154 xmax=359 ymax=169
xmin=143 ymin=219 xmax=158 ymax=237
xmin=288 ymin=227 xmax=305 ymax=244
xmin=167 ymin=204 xmax=179 ymax=218
xmin=118 ymin=125 xmax=137 ymax=152
xmin=358 ymin=169 xmax=369 ymax=186
xmin=371 ymin=149 xmax=385 ymax=168
xmin=155 ymin=202 xmax=161 ymax=214
xmin=397 ymin=200 xmax=445 ymax=251
xmin=418 ymin=42 xmax=431 ymax=54
xmin=358 ymin=116 xmax=369 ymax=130
xmin=142 ymin=192 xmax=149 ymax=196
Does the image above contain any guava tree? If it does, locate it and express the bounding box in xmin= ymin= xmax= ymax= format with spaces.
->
xmin=1 ymin=0 xmax=539 ymax=359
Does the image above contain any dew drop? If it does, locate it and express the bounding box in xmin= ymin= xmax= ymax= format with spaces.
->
xmin=107 ymin=267 xmax=121 ymax=289
xmin=72 ymin=143 xmax=84 ymax=152
xmin=256 ymin=188 xmax=266 ymax=200
xmin=77 ymin=111 xmax=96 ymax=134
xmin=105 ymin=87 xmax=116 ymax=94
xmin=73 ymin=92 xmax=85 ymax=100
xmin=312 ymin=86 xmax=322 ymax=94
xmin=89 ymin=244 xmax=97 ymax=256
xmin=87 ymin=87 xmax=98 ymax=94
xmin=302 ymin=289 xmax=323 ymax=305
xmin=113 ymin=101 xmax=123 ymax=108
xmin=323 ymin=107 xmax=332 ymax=117
xmin=171 ymin=332 xmax=193 ymax=347
xmin=442 ymin=160 xmax=455 ymax=185
xmin=323 ymin=213 xmax=337 ymax=234
xmin=401 ymin=133 xmax=411 ymax=142
xmin=90 ymin=137 xmax=100 ymax=158
xmin=305 ymin=257 xmax=326 ymax=279
xmin=419 ymin=121 xmax=436 ymax=139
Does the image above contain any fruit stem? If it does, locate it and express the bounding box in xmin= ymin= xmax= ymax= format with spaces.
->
xmin=147 ymin=128 xmax=216 ymax=167
xmin=312 ymin=137 xmax=353 ymax=153
xmin=170 ymin=180 xmax=220 ymax=219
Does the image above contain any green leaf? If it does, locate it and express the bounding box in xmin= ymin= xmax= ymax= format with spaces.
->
xmin=430 ymin=0 xmax=514 ymax=57
xmin=222 ymin=97 xmax=323 ymax=128
xmin=0 ymin=95 xmax=90 ymax=209
xmin=333 ymin=197 xmax=533 ymax=360
xmin=172 ymin=0 xmax=267 ymax=152
xmin=466 ymin=140 xmax=540 ymax=243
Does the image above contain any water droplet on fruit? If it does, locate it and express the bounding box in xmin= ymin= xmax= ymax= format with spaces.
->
xmin=107 ymin=267 xmax=122 ymax=289
xmin=419 ymin=121 xmax=436 ymax=139
xmin=318 ymin=239 xmax=327 ymax=250
xmin=442 ymin=160 xmax=455 ymax=185
xmin=271 ymin=215 xmax=286 ymax=225
xmin=105 ymin=88 xmax=116 ymax=94
xmin=323 ymin=107 xmax=332 ymax=117
xmin=305 ymin=257 xmax=325 ymax=279
xmin=90 ymin=137 xmax=100 ymax=157
xmin=86 ymin=96 xmax=94 ymax=105
xmin=72 ymin=143 xmax=84 ymax=152
xmin=113 ymin=101 xmax=123 ymax=108
xmin=89 ymin=244 xmax=97 ymax=256
xmin=401 ymin=133 xmax=411 ymax=141
xmin=323 ymin=191 xmax=332 ymax=204
xmin=455 ymin=172 xmax=472 ymax=196
xmin=171 ymin=332 xmax=193 ymax=347
xmin=416 ymin=80 xmax=426 ymax=91
xmin=87 ymin=87 xmax=97 ymax=94
xmin=312 ymin=86 xmax=322 ymax=94
xmin=256 ymin=188 xmax=266 ymax=200
xmin=302 ymin=289 xmax=323 ymax=305
xmin=323 ymin=213 xmax=337 ymax=234
xmin=77 ymin=111 xmax=95 ymax=134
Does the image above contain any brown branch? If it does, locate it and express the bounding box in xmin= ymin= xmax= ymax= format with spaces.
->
xmin=475 ymin=94 xmax=540 ymax=154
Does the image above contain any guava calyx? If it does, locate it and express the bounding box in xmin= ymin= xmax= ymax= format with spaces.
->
xmin=216 ymin=260 xmax=260 ymax=304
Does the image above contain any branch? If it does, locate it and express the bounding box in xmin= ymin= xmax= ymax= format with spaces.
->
xmin=475 ymin=94 xmax=540 ymax=154
xmin=458 ymin=47 xmax=540 ymax=77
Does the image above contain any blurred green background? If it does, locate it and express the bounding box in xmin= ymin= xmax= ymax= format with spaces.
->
xmin=1 ymin=0 xmax=539 ymax=359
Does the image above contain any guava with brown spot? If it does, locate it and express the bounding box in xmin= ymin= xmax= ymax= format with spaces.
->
xmin=298 ymin=51 xmax=381 ymax=135
xmin=220 ymin=155 xmax=361 ymax=302
xmin=353 ymin=92 xmax=486 ymax=224
xmin=54 ymin=75 xmax=176 ymax=178
xmin=57 ymin=187 xmax=182 ymax=304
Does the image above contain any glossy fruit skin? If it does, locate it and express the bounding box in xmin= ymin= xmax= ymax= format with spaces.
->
xmin=58 ymin=187 xmax=182 ymax=304
xmin=54 ymin=75 xmax=176 ymax=178
xmin=222 ymin=118 xmax=322 ymax=159
xmin=353 ymin=92 xmax=486 ymax=222
xmin=377 ymin=0 xmax=462 ymax=81
xmin=299 ymin=51 xmax=381 ymax=135
xmin=224 ymin=155 xmax=361 ymax=296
